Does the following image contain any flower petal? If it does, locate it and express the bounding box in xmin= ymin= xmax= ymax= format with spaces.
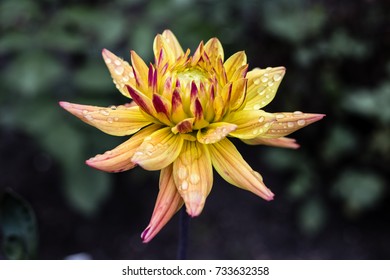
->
xmin=209 ymin=138 xmax=274 ymax=201
xmin=224 ymin=110 xmax=275 ymax=139
xmin=204 ymin=38 xmax=224 ymax=63
xmin=130 ymin=50 xmax=149 ymax=93
xmin=141 ymin=165 xmax=184 ymax=243
xmin=161 ymin=30 xmax=184 ymax=58
xmin=197 ymin=122 xmax=237 ymax=144
xmin=244 ymin=67 xmax=286 ymax=110
xmin=242 ymin=137 xmax=300 ymax=149
xmin=86 ymin=124 xmax=161 ymax=172
xmin=126 ymin=85 xmax=156 ymax=117
xmin=59 ymin=101 xmax=151 ymax=136
xmin=224 ymin=51 xmax=247 ymax=81
xmin=263 ymin=112 xmax=326 ymax=138
xmin=132 ymin=127 xmax=184 ymax=170
xmin=102 ymin=49 xmax=136 ymax=98
xmin=173 ymin=141 xmax=213 ymax=217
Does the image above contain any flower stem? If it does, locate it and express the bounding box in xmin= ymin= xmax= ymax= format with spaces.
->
xmin=177 ymin=207 xmax=190 ymax=260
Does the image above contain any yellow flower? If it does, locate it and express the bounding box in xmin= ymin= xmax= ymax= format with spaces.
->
xmin=60 ymin=30 xmax=324 ymax=242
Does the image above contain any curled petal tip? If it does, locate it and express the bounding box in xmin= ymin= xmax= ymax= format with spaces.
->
xmin=141 ymin=226 xmax=152 ymax=243
xmin=59 ymin=101 xmax=70 ymax=109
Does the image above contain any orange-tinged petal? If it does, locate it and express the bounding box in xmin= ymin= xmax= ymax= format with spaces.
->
xmin=132 ymin=127 xmax=184 ymax=170
xmin=197 ymin=122 xmax=237 ymax=144
xmin=102 ymin=49 xmax=136 ymax=98
xmin=229 ymin=78 xmax=247 ymax=111
xmin=59 ymin=101 xmax=151 ymax=136
xmin=263 ymin=112 xmax=325 ymax=138
xmin=224 ymin=51 xmax=247 ymax=81
xmin=224 ymin=110 xmax=275 ymax=139
xmin=86 ymin=124 xmax=161 ymax=172
xmin=209 ymin=138 xmax=274 ymax=201
xmin=171 ymin=118 xmax=194 ymax=134
xmin=130 ymin=50 xmax=149 ymax=93
xmin=244 ymin=67 xmax=286 ymax=110
xmin=161 ymin=30 xmax=184 ymax=58
xmin=242 ymin=136 xmax=300 ymax=149
xmin=141 ymin=165 xmax=184 ymax=243
xmin=173 ymin=141 xmax=213 ymax=217
xmin=126 ymin=85 xmax=156 ymax=118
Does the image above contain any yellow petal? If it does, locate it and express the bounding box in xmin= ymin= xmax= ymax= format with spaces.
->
xmin=161 ymin=30 xmax=184 ymax=58
xmin=263 ymin=112 xmax=325 ymax=138
xmin=229 ymin=78 xmax=247 ymax=111
xmin=102 ymin=49 xmax=136 ymax=98
xmin=173 ymin=141 xmax=213 ymax=217
xmin=197 ymin=122 xmax=237 ymax=144
xmin=59 ymin=101 xmax=151 ymax=136
xmin=242 ymin=137 xmax=300 ymax=149
xmin=141 ymin=165 xmax=184 ymax=243
xmin=224 ymin=110 xmax=275 ymax=139
xmin=204 ymin=37 xmax=224 ymax=63
xmin=130 ymin=50 xmax=149 ymax=93
xmin=153 ymin=34 xmax=176 ymax=68
xmin=132 ymin=127 xmax=184 ymax=170
xmin=244 ymin=66 xmax=286 ymax=110
xmin=224 ymin=51 xmax=247 ymax=81
xmin=125 ymin=85 xmax=156 ymax=118
xmin=209 ymin=138 xmax=274 ymax=201
xmin=86 ymin=124 xmax=161 ymax=172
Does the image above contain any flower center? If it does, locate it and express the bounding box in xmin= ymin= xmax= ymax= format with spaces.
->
xmin=175 ymin=68 xmax=208 ymax=88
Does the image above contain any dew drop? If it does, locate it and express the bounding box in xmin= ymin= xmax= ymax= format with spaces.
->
xmin=115 ymin=66 xmax=124 ymax=75
xmin=293 ymin=111 xmax=303 ymax=116
xmin=100 ymin=109 xmax=110 ymax=116
xmin=114 ymin=60 xmax=121 ymax=66
xmin=273 ymin=73 xmax=282 ymax=81
xmin=253 ymin=78 xmax=261 ymax=85
xmin=267 ymin=80 xmax=274 ymax=87
xmin=190 ymin=174 xmax=200 ymax=184
xmin=261 ymin=77 xmax=268 ymax=83
xmin=287 ymin=122 xmax=294 ymax=128
xmin=259 ymin=116 xmax=265 ymax=123
xmin=252 ymin=129 xmax=259 ymax=135
xmin=253 ymin=104 xmax=261 ymax=110
xmin=104 ymin=58 xmax=112 ymax=64
xmin=85 ymin=115 xmax=94 ymax=121
xmin=181 ymin=180 xmax=188 ymax=190
xmin=107 ymin=117 xmax=113 ymax=123
xmin=177 ymin=167 xmax=188 ymax=180
xmin=276 ymin=114 xmax=285 ymax=119
xmin=114 ymin=117 xmax=119 ymax=121
xmin=265 ymin=94 xmax=270 ymax=99
xmin=110 ymin=105 xmax=117 ymax=110
xmin=122 ymin=76 xmax=129 ymax=82
xmin=258 ymin=89 xmax=265 ymax=96
xmin=297 ymin=119 xmax=306 ymax=126
xmin=145 ymin=143 xmax=154 ymax=150
xmin=134 ymin=151 xmax=143 ymax=156
xmin=82 ymin=110 xmax=89 ymax=115
xmin=264 ymin=122 xmax=270 ymax=128
xmin=129 ymin=72 xmax=135 ymax=78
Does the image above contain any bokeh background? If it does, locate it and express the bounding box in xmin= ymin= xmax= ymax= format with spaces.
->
xmin=1 ymin=0 xmax=389 ymax=259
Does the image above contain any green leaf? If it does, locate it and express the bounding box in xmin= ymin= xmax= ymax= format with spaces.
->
xmin=333 ymin=170 xmax=385 ymax=212
xmin=0 ymin=191 xmax=38 ymax=259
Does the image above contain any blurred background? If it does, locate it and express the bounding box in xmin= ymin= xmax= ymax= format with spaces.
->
xmin=1 ymin=0 xmax=389 ymax=259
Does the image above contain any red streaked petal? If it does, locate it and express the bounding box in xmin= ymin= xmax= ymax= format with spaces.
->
xmin=125 ymin=85 xmax=155 ymax=117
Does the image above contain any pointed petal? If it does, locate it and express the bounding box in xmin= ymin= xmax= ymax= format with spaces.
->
xmin=173 ymin=141 xmax=213 ymax=217
xmin=86 ymin=124 xmax=161 ymax=172
xmin=59 ymin=101 xmax=151 ymax=136
xmin=171 ymin=118 xmax=194 ymax=134
xmin=130 ymin=50 xmax=149 ymax=93
xmin=242 ymin=137 xmax=300 ymax=149
xmin=263 ymin=112 xmax=325 ymax=138
xmin=197 ymin=122 xmax=237 ymax=144
xmin=141 ymin=165 xmax=184 ymax=243
xmin=126 ymin=85 xmax=156 ymax=117
xmin=161 ymin=30 xmax=184 ymax=58
xmin=153 ymin=35 xmax=176 ymax=68
xmin=244 ymin=67 xmax=286 ymax=110
xmin=224 ymin=51 xmax=247 ymax=81
xmin=209 ymin=138 xmax=274 ymax=201
xmin=102 ymin=49 xmax=136 ymax=98
xmin=204 ymin=38 xmax=224 ymax=63
xmin=132 ymin=127 xmax=184 ymax=170
xmin=224 ymin=110 xmax=275 ymax=139
xmin=152 ymin=94 xmax=172 ymax=125
xmin=230 ymin=78 xmax=247 ymax=111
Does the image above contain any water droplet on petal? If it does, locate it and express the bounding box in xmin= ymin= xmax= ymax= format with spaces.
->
xmin=293 ymin=111 xmax=303 ymax=116
xmin=287 ymin=122 xmax=294 ymax=128
xmin=85 ymin=114 xmax=94 ymax=121
xmin=190 ymin=174 xmax=200 ymax=184
xmin=82 ymin=110 xmax=89 ymax=115
xmin=177 ymin=167 xmax=188 ymax=180
xmin=297 ymin=119 xmax=306 ymax=126
xmin=145 ymin=143 xmax=154 ymax=150
xmin=253 ymin=104 xmax=261 ymax=110
xmin=273 ymin=73 xmax=282 ymax=81
xmin=253 ymin=78 xmax=260 ymax=85
xmin=114 ymin=117 xmax=119 ymax=121
xmin=252 ymin=129 xmax=259 ymax=135
xmin=122 ymin=76 xmax=129 ymax=82
xmin=129 ymin=72 xmax=135 ymax=78
xmin=107 ymin=117 xmax=113 ymax=123
xmin=145 ymin=136 xmax=152 ymax=141
xmin=110 ymin=105 xmax=117 ymax=110
xmin=261 ymin=77 xmax=268 ymax=83
xmin=105 ymin=58 xmax=112 ymax=64
xmin=114 ymin=60 xmax=121 ymax=66
xmin=115 ymin=66 xmax=124 ymax=75
xmin=276 ymin=114 xmax=285 ymax=119
xmin=181 ymin=180 xmax=188 ymax=190
xmin=259 ymin=116 xmax=265 ymax=123
xmin=100 ymin=109 xmax=110 ymax=116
